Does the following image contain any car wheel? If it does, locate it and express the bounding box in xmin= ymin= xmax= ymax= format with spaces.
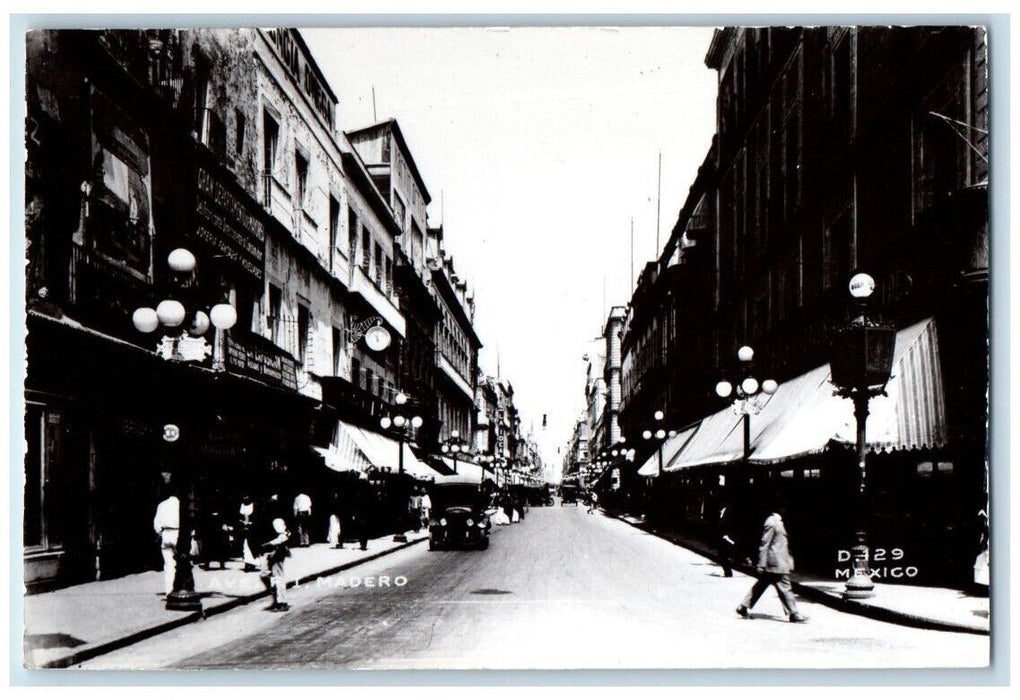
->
xmin=428 ymin=540 xmax=437 ymax=551
xmin=478 ymin=538 xmax=489 ymax=550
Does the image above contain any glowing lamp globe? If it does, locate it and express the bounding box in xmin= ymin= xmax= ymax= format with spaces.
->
xmin=611 ymin=449 xmax=619 ymax=457
xmin=668 ymin=430 xmax=678 ymax=438
xmin=188 ymin=310 xmax=210 ymax=337
xmin=737 ymin=346 xmax=755 ymax=362
xmin=380 ymin=417 xmax=392 ymax=429
xmin=132 ymin=307 xmax=159 ymax=333
xmin=848 ymin=272 xmax=876 ymax=299
xmin=395 ymin=392 xmax=408 ymax=405
xmin=450 ymin=430 xmax=459 ymax=439
xmin=761 ymin=379 xmax=779 ymax=395
xmin=655 ymin=429 xmax=666 ymax=440
xmin=441 ymin=444 xmax=449 ymax=453
xmin=451 ymin=444 xmax=461 ymax=453
xmin=642 ymin=430 xmax=653 ymax=440
xmin=209 ymin=303 xmax=237 ymax=330
xmin=411 ymin=416 xmax=424 ymax=428
xmin=654 ymin=410 xmax=665 ymax=421
xmin=167 ymin=248 xmax=196 ymax=273
xmin=156 ymin=299 xmax=187 ymax=328
xmin=741 ymin=377 xmax=760 ymax=396
xmin=715 ymin=381 xmax=733 ymax=398
xmin=393 ymin=415 xmax=406 ymax=428
xmin=618 ymin=436 xmax=626 ymax=444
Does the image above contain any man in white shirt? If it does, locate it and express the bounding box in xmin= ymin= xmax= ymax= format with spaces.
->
xmin=293 ymin=493 xmax=312 ymax=547
xmin=153 ymin=495 xmax=180 ymax=597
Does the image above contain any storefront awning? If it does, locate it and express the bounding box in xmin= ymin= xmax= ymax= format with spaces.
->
xmin=433 ymin=457 xmax=494 ymax=484
xmin=338 ymin=422 xmax=440 ymax=480
xmin=669 ymin=317 xmax=947 ymax=469
xmin=637 ymin=425 xmax=699 ymax=476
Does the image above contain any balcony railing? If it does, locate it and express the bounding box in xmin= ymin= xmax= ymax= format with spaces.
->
xmin=98 ymin=30 xmax=184 ymax=109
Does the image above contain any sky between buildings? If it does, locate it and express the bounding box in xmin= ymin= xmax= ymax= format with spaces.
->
xmin=302 ymin=26 xmax=719 ymax=473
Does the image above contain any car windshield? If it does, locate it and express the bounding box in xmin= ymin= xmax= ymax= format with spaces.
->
xmin=430 ymin=484 xmax=486 ymax=511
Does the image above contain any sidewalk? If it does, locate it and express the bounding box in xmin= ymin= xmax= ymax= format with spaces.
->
xmin=614 ymin=513 xmax=989 ymax=636
xmin=23 ymin=531 xmax=428 ymax=669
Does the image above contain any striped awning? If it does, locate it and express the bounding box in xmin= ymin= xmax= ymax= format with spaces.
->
xmin=313 ymin=420 xmax=374 ymax=473
xmin=339 ymin=422 xmax=441 ymax=481
xmin=669 ymin=317 xmax=947 ymax=469
xmin=432 ymin=456 xmax=495 ymax=484
xmin=637 ymin=425 xmax=699 ymax=476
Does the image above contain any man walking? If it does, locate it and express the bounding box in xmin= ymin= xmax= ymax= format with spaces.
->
xmin=153 ymin=494 xmax=180 ymax=598
xmin=736 ymin=507 xmax=807 ymax=623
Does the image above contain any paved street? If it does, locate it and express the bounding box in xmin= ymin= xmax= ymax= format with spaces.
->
xmin=81 ymin=506 xmax=989 ymax=670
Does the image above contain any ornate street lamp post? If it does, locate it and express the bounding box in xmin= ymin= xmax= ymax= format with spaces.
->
xmin=715 ymin=346 xmax=779 ymax=461
xmin=441 ymin=430 xmax=467 ymax=474
xmin=642 ymin=412 xmax=678 ymax=477
xmin=132 ymin=247 xmax=237 ymax=612
xmin=380 ymin=391 xmax=423 ymax=543
xmin=830 ymin=272 xmax=896 ymax=599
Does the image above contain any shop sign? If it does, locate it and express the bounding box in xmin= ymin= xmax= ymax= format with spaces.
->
xmin=193 ymin=165 xmax=266 ymax=283
xmin=226 ymin=336 xmax=298 ymax=390
xmin=162 ymin=423 xmax=181 ymax=442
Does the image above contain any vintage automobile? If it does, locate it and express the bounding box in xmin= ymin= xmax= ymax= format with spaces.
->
xmin=560 ymin=483 xmax=579 ymax=506
xmin=427 ymin=479 xmax=491 ymax=551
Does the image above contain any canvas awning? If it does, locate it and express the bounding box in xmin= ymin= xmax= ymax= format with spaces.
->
xmin=432 ymin=456 xmax=495 ymax=484
xmin=339 ymin=422 xmax=441 ymax=480
xmin=637 ymin=424 xmax=699 ymax=476
xmin=312 ymin=420 xmax=374 ymax=473
xmin=669 ymin=317 xmax=947 ymax=469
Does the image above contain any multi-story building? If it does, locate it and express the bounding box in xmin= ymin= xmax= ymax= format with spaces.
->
xmin=347 ymin=119 xmax=441 ymax=444
xmin=23 ymin=29 xmax=319 ymax=587
xmin=616 ymin=26 xmax=989 ymax=586
xmin=428 ymin=226 xmax=481 ymax=444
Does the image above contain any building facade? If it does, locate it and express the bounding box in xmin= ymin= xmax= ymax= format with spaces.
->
xmin=615 ymin=26 xmax=989 ymax=587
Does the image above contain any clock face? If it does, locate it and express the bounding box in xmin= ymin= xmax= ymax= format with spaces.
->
xmin=365 ymin=325 xmax=392 ymax=352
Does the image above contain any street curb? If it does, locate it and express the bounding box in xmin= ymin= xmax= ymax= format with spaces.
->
xmin=609 ymin=512 xmax=989 ymax=637
xmin=40 ymin=535 xmax=429 ymax=669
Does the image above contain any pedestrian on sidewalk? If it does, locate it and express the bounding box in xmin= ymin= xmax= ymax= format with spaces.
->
xmin=327 ymin=489 xmax=343 ymax=549
xmin=153 ymin=494 xmax=180 ymax=597
xmin=257 ymin=495 xmax=293 ymax=612
xmin=293 ymin=492 xmax=313 ymax=547
xmin=717 ymin=502 xmax=735 ymax=577
xmin=736 ymin=507 xmax=807 ymax=623
xmin=588 ymin=491 xmax=599 ymax=514
xmin=239 ymin=494 xmax=259 ymax=571
xmin=420 ymin=487 xmax=432 ymax=529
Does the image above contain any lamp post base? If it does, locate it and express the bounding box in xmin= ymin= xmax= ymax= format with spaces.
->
xmin=165 ymin=589 xmax=203 ymax=612
xmin=842 ymin=537 xmax=875 ymax=599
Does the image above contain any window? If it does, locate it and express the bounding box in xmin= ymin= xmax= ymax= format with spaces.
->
xmin=393 ymin=193 xmax=406 ymax=229
xmin=297 ymin=304 xmax=310 ymax=365
xmin=383 ymin=255 xmax=392 ymax=294
xmin=348 ymin=208 xmax=359 ymax=264
xmin=206 ymin=110 xmax=227 ymax=157
xmin=235 ymin=110 xmax=246 ymax=155
xmin=194 ymin=56 xmax=211 ymax=139
xmin=268 ymin=283 xmax=283 ymax=346
xmin=361 ymin=228 xmax=371 ymax=275
xmin=351 ymin=357 xmax=361 ymax=387
xmin=332 ymin=327 xmax=342 ymax=376
xmin=374 ymin=242 xmax=383 ymax=287
xmin=295 ymin=150 xmax=309 ymax=208
xmin=328 ymin=195 xmax=340 ymax=267
xmin=263 ymin=111 xmax=279 ymax=175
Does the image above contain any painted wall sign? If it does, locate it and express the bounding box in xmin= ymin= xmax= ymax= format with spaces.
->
xmin=87 ymin=86 xmax=154 ymax=282
xmin=194 ymin=165 xmax=266 ymax=283
xmin=226 ymin=336 xmax=298 ymax=390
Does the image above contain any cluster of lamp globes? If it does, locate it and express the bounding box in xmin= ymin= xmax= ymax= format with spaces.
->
xmin=380 ymin=392 xmax=424 ymax=431
xmin=714 ymin=346 xmax=779 ymax=401
xmin=440 ymin=430 xmax=465 ymax=454
xmin=642 ymin=411 xmax=681 ymax=442
xmin=130 ymin=248 xmax=238 ymax=336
